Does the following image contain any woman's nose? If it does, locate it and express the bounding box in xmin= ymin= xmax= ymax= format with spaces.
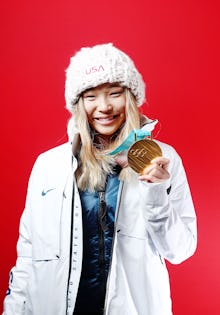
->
xmin=98 ymin=97 xmax=113 ymax=111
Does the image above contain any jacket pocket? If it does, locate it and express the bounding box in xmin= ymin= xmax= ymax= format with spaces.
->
xmin=116 ymin=228 xmax=147 ymax=240
xmin=32 ymin=254 xmax=60 ymax=262
xmin=31 ymin=223 xmax=61 ymax=261
xmin=32 ymin=237 xmax=60 ymax=261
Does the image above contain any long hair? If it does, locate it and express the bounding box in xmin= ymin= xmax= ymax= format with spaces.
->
xmin=68 ymin=88 xmax=141 ymax=191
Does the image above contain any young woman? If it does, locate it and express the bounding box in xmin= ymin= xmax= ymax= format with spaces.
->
xmin=3 ymin=43 xmax=197 ymax=315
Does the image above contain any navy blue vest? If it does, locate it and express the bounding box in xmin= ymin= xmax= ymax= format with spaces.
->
xmin=74 ymin=169 xmax=120 ymax=314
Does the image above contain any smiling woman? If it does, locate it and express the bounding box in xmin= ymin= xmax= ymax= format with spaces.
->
xmin=3 ymin=43 xmax=197 ymax=315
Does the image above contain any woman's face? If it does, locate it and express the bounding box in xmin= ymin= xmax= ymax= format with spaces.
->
xmin=82 ymin=83 xmax=126 ymax=137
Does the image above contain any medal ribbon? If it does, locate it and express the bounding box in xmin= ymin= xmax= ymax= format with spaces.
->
xmin=108 ymin=129 xmax=151 ymax=155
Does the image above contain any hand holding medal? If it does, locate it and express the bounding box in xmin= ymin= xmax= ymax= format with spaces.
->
xmin=108 ymin=122 xmax=170 ymax=183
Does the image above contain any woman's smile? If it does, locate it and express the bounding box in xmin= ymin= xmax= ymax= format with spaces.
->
xmin=93 ymin=115 xmax=119 ymax=124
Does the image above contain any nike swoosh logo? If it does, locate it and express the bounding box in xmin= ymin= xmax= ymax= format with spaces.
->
xmin=41 ymin=188 xmax=55 ymax=196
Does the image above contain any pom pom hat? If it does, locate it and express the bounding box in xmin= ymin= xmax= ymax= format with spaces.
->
xmin=65 ymin=43 xmax=146 ymax=112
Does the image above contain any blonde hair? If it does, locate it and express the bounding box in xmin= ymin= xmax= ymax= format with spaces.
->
xmin=68 ymin=88 xmax=141 ymax=191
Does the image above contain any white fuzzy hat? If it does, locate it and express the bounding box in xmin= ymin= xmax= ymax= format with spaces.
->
xmin=65 ymin=43 xmax=146 ymax=112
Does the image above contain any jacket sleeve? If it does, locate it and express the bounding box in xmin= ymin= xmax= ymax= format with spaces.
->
xmin=140 ymin=146 xmax=197 ymax=264
xmin=2 ymin=159 xmax=38 ymax=315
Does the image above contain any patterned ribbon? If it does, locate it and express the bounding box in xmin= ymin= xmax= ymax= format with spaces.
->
xmin=108 ymin=129 xmax=151 ymax=155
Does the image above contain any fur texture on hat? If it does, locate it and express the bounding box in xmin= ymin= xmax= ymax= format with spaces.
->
xmin=65 ymin=43 xmax=146 ymax=112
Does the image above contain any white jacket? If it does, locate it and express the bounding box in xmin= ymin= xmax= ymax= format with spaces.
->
xmin=3 ymin=141 xmax=197 ymax=315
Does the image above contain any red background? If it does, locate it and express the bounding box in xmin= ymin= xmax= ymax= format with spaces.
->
xmin=0 ymin=1 xmax=219 ymax=314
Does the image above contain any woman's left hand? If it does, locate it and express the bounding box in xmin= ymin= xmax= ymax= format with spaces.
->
xmin=138 ymin=157 xmax=170 ymax=183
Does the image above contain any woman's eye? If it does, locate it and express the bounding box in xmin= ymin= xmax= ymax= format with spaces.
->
xmin=110 ymin=90 xmax=123 ymax=97
xmin=84 ymin=95 xmax=95 ymax=100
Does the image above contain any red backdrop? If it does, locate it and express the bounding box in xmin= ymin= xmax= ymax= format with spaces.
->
xmin=0 ymin=1 xmax=219 ymax=314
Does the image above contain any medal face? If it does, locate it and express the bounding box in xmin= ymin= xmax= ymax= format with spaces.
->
xmin=128 ymin=139 xmax=162 ymax=174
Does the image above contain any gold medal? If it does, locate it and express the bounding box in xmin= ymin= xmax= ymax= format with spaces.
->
xmin=128 ymin=139 xmax=162 ymax=174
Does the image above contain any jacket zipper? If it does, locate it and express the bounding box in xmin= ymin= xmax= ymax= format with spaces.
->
xmin=98 ymin=190 xmax=108 ymax=307
xmin=103 ymin=181 xmax=124 ymax=314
